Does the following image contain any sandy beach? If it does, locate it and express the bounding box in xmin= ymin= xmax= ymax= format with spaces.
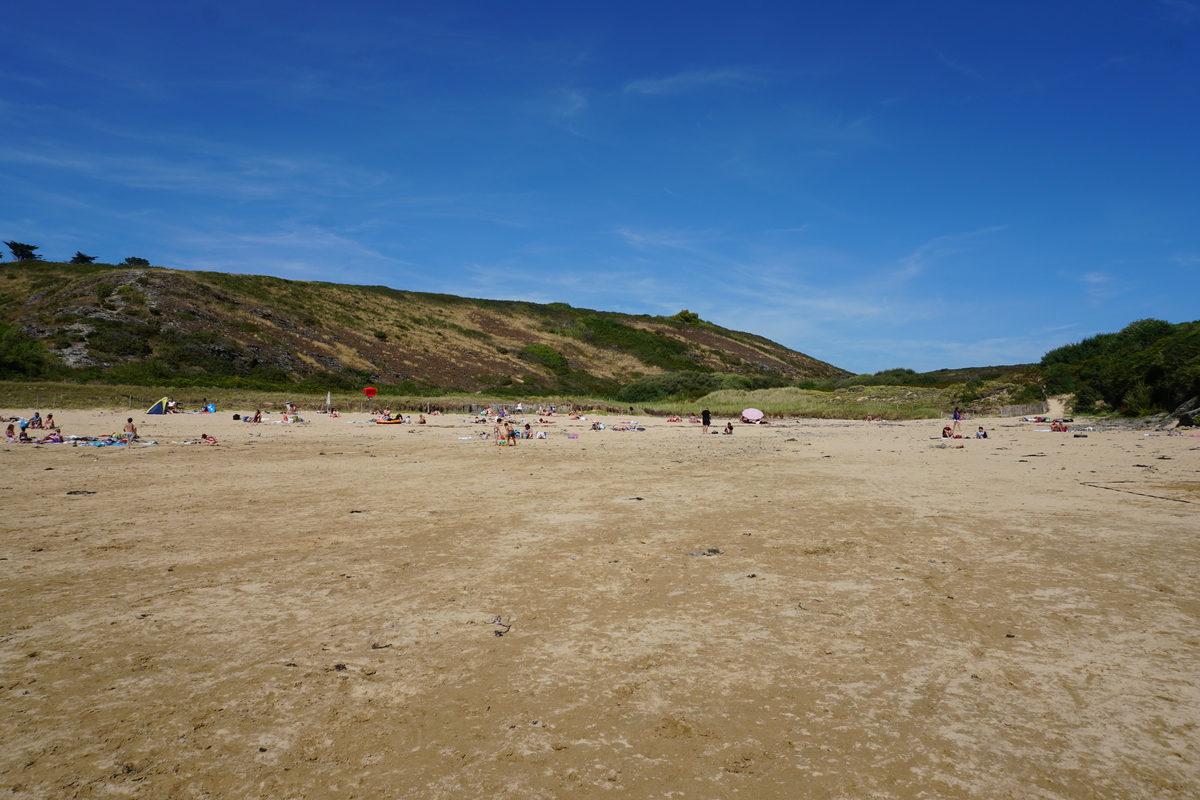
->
xmin=2 ymin=407 xmax=1198 ymax=799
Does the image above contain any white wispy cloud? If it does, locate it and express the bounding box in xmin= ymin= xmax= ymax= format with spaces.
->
xmin=0 ymin=140 xmax=382 ymax=201
xmin=1074 ymin=270 xmax=1120 ymax=301
xmin=169 ymin=222 xmax=424 ymax=286
xmin=896 ymin=226 xmax=1007 ymax=279
xmin=556 ymin=89 xmax=588 ymax=117
xmin=937 ymin=52 xmax=983 ymax=80
xmin=615 ymin=227 xmax=728 ymax=256
xmin=623 ymin=69 xmax=755 ymax=95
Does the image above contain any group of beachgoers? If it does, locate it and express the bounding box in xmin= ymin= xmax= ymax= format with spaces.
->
xmin=484 ymin=419 xmax=550 ymax=445
xmin=3 ymin=412 xmax=60 ymax=443
xmin=939 ymin=407 xmax=990 ymax=439
xmin=942 ymin=425 xmax=989 ymax=439
xmin=378 ymin=409 xmax=429 ymax=424
xmin=473 ymin=403 xmax=556 ymax=419
xmin=3 ymin=412 xmax=148 ymax=444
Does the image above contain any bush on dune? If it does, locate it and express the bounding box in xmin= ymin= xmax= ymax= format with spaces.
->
xmin=1043 ymin=318 xmax=1200 ymax=415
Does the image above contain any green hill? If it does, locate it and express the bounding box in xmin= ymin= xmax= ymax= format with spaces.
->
xmin=0 ymin=260 xmax=849 ymax=396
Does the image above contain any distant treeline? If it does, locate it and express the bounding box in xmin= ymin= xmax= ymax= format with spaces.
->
xmin=1041 ymin=318 xmax=1199 ymax=415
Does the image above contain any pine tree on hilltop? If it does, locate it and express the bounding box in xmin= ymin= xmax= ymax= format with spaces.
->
xmin=3 ymin=241 xmax=41 ymax=261
xmin=70 ymin=252 xmax=98 ymax=264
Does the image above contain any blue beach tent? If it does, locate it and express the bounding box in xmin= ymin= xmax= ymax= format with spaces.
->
xmin=146 ymin=397 xmax=169 ymax=414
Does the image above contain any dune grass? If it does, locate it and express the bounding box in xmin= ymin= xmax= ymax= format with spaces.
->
xmin=0 ymin=381 xmax=949 ymax=419
xmin=640 ymin=386 xmax=953 ymax=420
xmin=0 ymin=381 xmax=628 ymax=416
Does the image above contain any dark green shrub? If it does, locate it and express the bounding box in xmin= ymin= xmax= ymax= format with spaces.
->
xmin=0 ymin=325 xmax=54 ymax=379
xmin=616 ymin=372 xmax=722 ymax=403
xmin=519 ymin=344 xmax=570 ymax=375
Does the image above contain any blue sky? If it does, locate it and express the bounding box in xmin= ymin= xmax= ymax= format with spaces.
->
xmin=2 ymin=2 xmax=1197 ymax=373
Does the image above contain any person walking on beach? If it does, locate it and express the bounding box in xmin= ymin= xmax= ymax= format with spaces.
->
xmin=123 ymin=418 xmax=138 ymax=442
xmin=701 ymin=408 xmax=711 ymax=435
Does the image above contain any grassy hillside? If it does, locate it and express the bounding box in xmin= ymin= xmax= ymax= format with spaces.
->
xmin=0 ymin=260 xmax=848 ymax=395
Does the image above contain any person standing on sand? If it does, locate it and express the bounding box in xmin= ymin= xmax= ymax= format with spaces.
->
xmin=951 ymin=407 xmax=963 ymax=434
xmin=701 ymin=408 xmax=711 ymax=435
xmin=123 ymin=418 xmax=138 ymax=442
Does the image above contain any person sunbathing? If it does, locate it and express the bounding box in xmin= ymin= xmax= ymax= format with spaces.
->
xmin=1051 ymin=420 xmax=1069 ymax=432
xmin=4 ymin=424 xmax=14 ymax=441
xmin=942 ymin=426 xmax=954 ymax=438
xmin=201 ymin=433 xmax=218 ymax=445
xmin=418 ymin=414 xmax=426 ymax=424
xmin=36 ymin=430 xmax=63 ymax=444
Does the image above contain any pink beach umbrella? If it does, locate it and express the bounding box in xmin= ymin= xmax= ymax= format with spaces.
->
xmin=742 ymin=408 xmax=764 ymax=421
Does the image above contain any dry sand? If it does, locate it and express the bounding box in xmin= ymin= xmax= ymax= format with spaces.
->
xmin=2 ymin=407 xmax=1198 ymax=799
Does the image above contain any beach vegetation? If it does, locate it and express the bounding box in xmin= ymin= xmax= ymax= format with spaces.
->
xmin=1042 ymin=318 xmax=1200 ymax=415
xmin=638 ymin=385 xmax=951 ymax=420
xmin=0 ymin=325 xmax=55 ymax=379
